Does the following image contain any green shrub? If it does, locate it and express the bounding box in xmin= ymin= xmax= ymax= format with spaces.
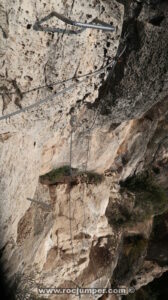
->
xmin=40 ymin=166 xmax=104 ymax=185
xmin=40 ymin=165 xmax=75 ymax=184
xmin=83 ymin=171 xmax=104 ymax=184
xmin=118 ymin=171 xmax=168 ymax=226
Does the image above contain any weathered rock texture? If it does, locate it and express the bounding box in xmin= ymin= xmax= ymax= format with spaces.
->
xmin=0 ymin=0 xmax=168 ymax=299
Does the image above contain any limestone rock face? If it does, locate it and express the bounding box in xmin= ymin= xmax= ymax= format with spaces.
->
xmin=0 ymin=1 xmax=168 ymax=300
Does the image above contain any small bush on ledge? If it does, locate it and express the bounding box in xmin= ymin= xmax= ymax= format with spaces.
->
xmin=120 ymin=171 xmax=168 ymax=218
xmin=39 ymin=166 xmax=104 ymax=185
xmin=106 ymin=171 xmax=168 ymax=228
xmin=81 ymin=171 xmax=104 ymax=184
xmin=39 ymin=165 xmax=77 ymax=185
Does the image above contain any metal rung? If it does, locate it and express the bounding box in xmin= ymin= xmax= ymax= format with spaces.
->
xmin=33 ymin=11 xmax=115 ymax=34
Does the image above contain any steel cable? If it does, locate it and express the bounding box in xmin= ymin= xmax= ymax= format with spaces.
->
xmin=71 ymin=43 xmax=127 ymax=298
xmin=0 ymin=58 xmax=119 ymax=122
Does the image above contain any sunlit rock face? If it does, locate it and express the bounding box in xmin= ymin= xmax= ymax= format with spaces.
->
xmin=0 ymin=1 xmax=168 ymax=299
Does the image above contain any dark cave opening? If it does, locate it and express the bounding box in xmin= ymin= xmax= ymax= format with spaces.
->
xmin=149 ymin=15 xmax=165 ymax=26
xmin=0 ymin=262 xmax=15 ymax=300
xmin=123 ymin=271 xmax=168 ymax=300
